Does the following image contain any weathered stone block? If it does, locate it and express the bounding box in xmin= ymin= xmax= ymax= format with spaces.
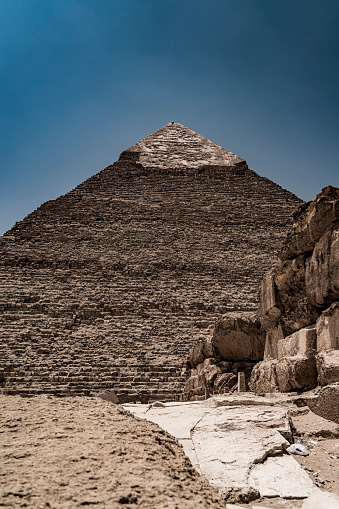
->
xmin=196 ymin=358 xmax=216 ymax=375
xmin=248 ymin=360 xmax=279 ymax=394
xmin=187 ymin=341 xmax=204 ymax=369
xmin=264 ymin=324 xmax=284 ymax=360
xmin=214 ymin=372 xmax=237 ymax=393
xmin=305 ymin=224 xmax=339 ymax=306
xmin=257 ymin=270 xmax=281 ymax=330
xmin=316 ymin=351 xmax=339 ymax=386
xmin=277 ymin=326 xmax=316 ymax=360
xmin=275 ymin=356 xmax=317 ymax=392
xmin=212 ymin=312 xmax=265 ymax=362
xmin=316 ymin=302 xmax=339 ymax=351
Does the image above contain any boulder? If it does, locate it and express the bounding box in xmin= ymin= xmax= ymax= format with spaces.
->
xmin=279 ymin=185 xmax=339 ymax=261
xmin=95 ymin=389 xmax=119 ymax=404
xmin=186 ymin=335 xmax=215 ymax=370
xmin=305 ymin=223 xmax=339 ymax=306
xmin=212 ymin=312 xmax=265 ymax=362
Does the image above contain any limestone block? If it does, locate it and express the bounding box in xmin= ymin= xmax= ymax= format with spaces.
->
xmin=257 ymin=270 xmax=281 ymax=330
xmin=316 ymin=302 xmax=339 ymax=351
xmin=212 ymin=313 xmax=265 ymax=362
xmin=316 ymin=351 xmax=339 ymax=386
xmin=248 ymin=455 xmax=315 ymax=499
xmin=248 ymin=360 xmax=279 ymax=394
xmin=277 ymin=326 xmax=316 ymax=359
xmin=280 ymin=185 xmax=339 ymax=261
xmin=196 ymin=358 xmax=216 ymax=374
xmin=275 ymin=356 xmax=317 ymax=392
xmin=202 ymin=334 xmax=214 ymax=359
xmin=305 ymin=224 xmax=339 ymax=306
xmin=289 ymin=407 xmax=339 ymax=438
xmin=237 ymin=372 xmax=246 ymax=392
xmin=183 ymin=374 xmax=199 ymax=395
xmin=264 ymin=324 xmax=284 ymax=360
xmin=301 ymin=490 xmax=339 ymax=509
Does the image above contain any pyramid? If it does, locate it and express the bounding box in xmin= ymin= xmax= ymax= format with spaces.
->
xmin=0 ymin=123 xmax=302 ymax=401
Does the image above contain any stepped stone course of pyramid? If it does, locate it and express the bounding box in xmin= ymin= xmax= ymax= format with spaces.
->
xmin=0 ymin=123 xmax=302 ymax=401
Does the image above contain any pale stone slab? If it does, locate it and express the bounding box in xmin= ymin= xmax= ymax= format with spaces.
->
xmin=249 ymin=455 xmax=315 ymax=498
xmin=277 ymin=327 xmax=316 ymax=359
xmin=302 ymin=490 xmax=339 ymax=508
xmin=124 ymin=400 xmax=212 ymax=439
xmin=124 ymin=396 xmax=316 ymax=499
xmin=191 ymin=405 xmax=289 ymax=492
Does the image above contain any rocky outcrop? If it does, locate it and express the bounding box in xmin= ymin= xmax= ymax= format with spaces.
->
xmin=182 ymin=313 xmax=264 ymax=400
xmin=250 ymin=186 xmax=339 ymax=393
xmin=0 ymin=123 xmax=301 ymax=400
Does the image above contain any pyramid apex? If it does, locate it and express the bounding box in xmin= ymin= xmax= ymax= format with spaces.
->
xmin=123 ymin=123 xmax=245 ymax=170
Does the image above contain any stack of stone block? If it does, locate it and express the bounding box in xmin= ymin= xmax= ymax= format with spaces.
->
xmin=250 ymin=186 xmax=339 ymax=393
xmin=0 ymin=123 xmax=301 ymax=401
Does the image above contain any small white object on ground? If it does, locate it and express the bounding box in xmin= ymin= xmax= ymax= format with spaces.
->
xmin=287 ymin=443 xmax=309 ymax=456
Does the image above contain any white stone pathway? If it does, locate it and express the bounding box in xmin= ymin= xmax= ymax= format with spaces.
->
xmin=124 ymin=394 xmax=317 ymax=500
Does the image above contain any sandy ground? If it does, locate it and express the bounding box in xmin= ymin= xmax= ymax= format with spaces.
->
xmin=1 ymin=395 xmax=338 ymax=509
xmin=0 ymin=395 xmax=224 ymax=508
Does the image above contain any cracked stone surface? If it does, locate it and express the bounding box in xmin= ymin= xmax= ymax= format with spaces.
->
xmin=124 ymin=395 xmax=316 ymax=500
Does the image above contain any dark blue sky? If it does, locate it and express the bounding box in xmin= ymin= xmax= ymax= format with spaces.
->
xmin=1 ymin=0 xmax=338 ymax=235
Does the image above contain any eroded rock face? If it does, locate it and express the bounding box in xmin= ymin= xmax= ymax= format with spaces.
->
xmin=279 ymin=185 xmax=339 ymax=261
xmin=305 ymin=224 xmax=339 ymax=307
xmin=251 ymin=186 xmax=339 ymax=394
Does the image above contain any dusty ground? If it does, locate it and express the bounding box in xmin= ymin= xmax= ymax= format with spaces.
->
xmin=1 ymin=395 xmax=338 ymax=509
xmin=0 ymin=395 xmax=224 ymax=508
